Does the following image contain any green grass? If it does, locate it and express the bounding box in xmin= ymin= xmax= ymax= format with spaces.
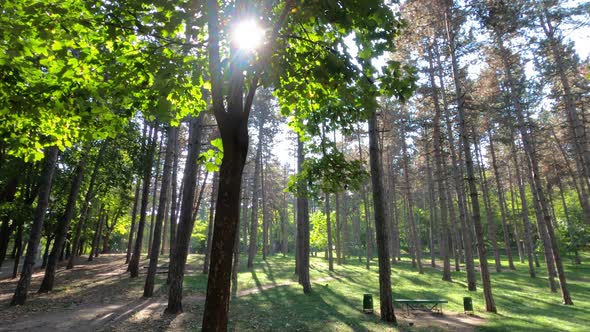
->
xmin=178 ymin=251 xmax=590 ymax=331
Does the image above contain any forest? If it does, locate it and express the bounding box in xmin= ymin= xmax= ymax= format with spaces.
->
xmin=1 ymin=0 xmax=589 ymax=331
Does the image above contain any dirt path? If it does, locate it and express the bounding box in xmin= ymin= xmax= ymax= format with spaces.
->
xmin=1 ymin=254 xmax=485 ymax=331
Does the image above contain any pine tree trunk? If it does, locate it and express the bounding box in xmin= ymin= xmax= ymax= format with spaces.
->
xmin=144 ymin=125 xmax=175 ymax=297
xmin=400 ymin=114 xmax=424 ymax=274
xmin=39 ymin=149 xmax=88 ymax=292
xmin=169 ymin=128 xmax=180 ymax=259
xmin=539 ymin=8 xmax=590 ymax=222
xmin=203 ymin=172 xmax=219 ymax=274
xmin=296 ymin=135 xmax=312 ymax=293
xmin=129 ymin=124 xmax=158 ymax=278
xmin=443 ymin=5 xmax=495 ymax=311
xmin=325 ymin=193 xmax=334 ymax=271
xmin=433 ymin=40 xmax=476 ymax=290
xmin=368 ymin=109 xmax=397 ymax=323
xmin=166 ymin=114 xmax=204 ymax=313
xmin=126 ymin=179 xmax=141 ymax=264
xmin=67 ymin=142 xmax=107 ymax=270
xmin=488 ymin=129 xmax=516 ymax=270
xmin=12 ymin=222 xmax=23 ymax=279
xmin=247 ymin=126 xmax=263 ymax=268
xmin=510 ymin=140 xmax=536 ymax=278
xmin=11 ymin=146 xmax=59 ymax=306
xmin=147 ymin=138 xmax=163 ymax=258
xmin=496 ymin=32 xmax=573 ymax=304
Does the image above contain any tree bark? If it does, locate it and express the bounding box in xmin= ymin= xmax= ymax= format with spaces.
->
xmin=510 ymin=139 xmax=536 ymax=278
xmin=148 ymin=138 xmax=163 ymax=258
xmin=166 ymin=114 xmax=204 ymax=312
xmin=144 ymin=125 xmax=175 ymax=297
xmin=247 ymin=122 xmax=263 ymax=268
xmin=368 ymin=110 xmax=397 ymax=323
xmin=203 ymin=171 xmax=219 ymax=274
xmin=443 ymin=4 xmax=495 ymax=311
xmin=296 ymin=134 xmax=312 ymax=293
xmin=129 ymin=124 xmax=158 ymax=278
xmin=325 ymin=193 xmax=334 ymax=271
xmin=400 ymin=114 xmax=424 ymax=274
xmin=39 ymin=148 xmax=88 ymax=292
xmin=11 ymin=146 xmax=59 ymax=305
xmin=488 ymin=128 xmax=516 ymax=270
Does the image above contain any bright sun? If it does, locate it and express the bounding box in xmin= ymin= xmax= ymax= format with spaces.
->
xmin=232 ymin=19 xmax=265 ymax=51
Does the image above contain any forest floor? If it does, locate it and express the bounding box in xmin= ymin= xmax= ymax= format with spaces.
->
xmin=0 ymin=252 xmax=587 ymax=331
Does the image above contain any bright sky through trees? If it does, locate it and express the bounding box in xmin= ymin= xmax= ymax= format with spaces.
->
xmin=232 ymin=19 xmax=265 ymax=51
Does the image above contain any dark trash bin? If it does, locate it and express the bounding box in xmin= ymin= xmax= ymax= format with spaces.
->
xmin=463 ymin=296 xmax=473 ymax=313
xmin=363 ymin=294 xmax=373 ymax=313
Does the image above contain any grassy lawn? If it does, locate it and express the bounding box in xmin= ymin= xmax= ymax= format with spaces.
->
xmin=179 ymin=251 xmax=589 ymax=331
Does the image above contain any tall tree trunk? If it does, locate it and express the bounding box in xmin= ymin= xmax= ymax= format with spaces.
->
xmin=555 ymin=164 xmax=581 ymax=264
xmin=539 ymin=8 xmax=590 ymax=221
xmin=400 ymin=115 xmax=424 ymax=274
xmin=443 ymin=4 xmax=495 ymax=311
xmin=496 ymin=32 xmax=573 ymax=304
xmin=296 ymin=135 xmax=312 ymax=293
xmin=11 ymin=146 xmax=59 ymax=306
xmin=203 ymin=172 xmax=219 ymax=274
xmin=425 ymin=146 xmax=437 ymax=267
xmin=247 ymin=125 xmax=263 ymax=268
xmin=488 ymin=128 xmax=516 ymax=270
xmin=368 ymin=109 xmax=397 ymax=324
xmin=144 ymin=126 xmax=176 ymax=297
xmin=67 ymin=142 xmax=107 ymax=269
xmin=12 ymin=222 xmax=23 ymax=279
xmin=335 ymin=192 xmax=342 ymax=265
xmin=129 ymin=124 xmax=158 ymax=278
xmin=169 ymin=127 xmax=180 ymax=258
xmin=39 ymin=148 xmax=88 ymax=292
xmin=148 ymin=138 xmax=163 ymax=258
xmin=126 ymin=179 xmax=141 ymax=264
xmin=510 ymin=139 xmax=536 ymax=278
xmin=325 ymin=193 xmax=334 ymax=271
xmin=425 ymin=53 xmax=453 ymax=279
xmin=166 ymin=114 xmax=204 ymax=313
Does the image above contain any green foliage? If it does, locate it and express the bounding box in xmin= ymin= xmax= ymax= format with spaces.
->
xmin=199 ymin=137 xmax=224 ymax=172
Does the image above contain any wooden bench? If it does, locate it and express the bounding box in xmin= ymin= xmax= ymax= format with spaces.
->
xmin=393 ymin=299 xmax=448 ymax=314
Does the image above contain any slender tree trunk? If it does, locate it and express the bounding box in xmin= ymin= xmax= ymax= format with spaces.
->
xmin=41 ymin=236 xmax=51 ymax=268
xmin=496 ymin=32 xmax=572 ymax=304
xmin=126 ymin=179 xmax=141 ymax=264
xmin=169 ymin=127 xmax=180 ymax=258
xmin=203 ymin=172 xmax=219 ymax=274
xmin=443 ymin=5 xmax=495 ymax=311
xmin=148 ymin=138 xmax=163 ymax=258
xmin=247 ymin=126 xmax=263 ymax=268
xmin=166 ymin=114 xmax=204 ymax=313
xmin=425 ymin=148 xmax=437 ymax=267
xmin=130 ymin=124 xmax=158 ymax=278
xmin=11 ymin=146 xmax=59 ymax=306
xmin=296 ymin=135 xmax=312 ymax=293
xmin=39 ymin=149 xmax=88 ymax=292
xmin=12 ymin=222 xmax=23 ymax=279
xmin=511 ymin=139 xmax=536 ymax=278
xmin=488 ymin=129 xmax=516 ymax=270
xmin=400 ymin=114 xmax=424 ymax=274
xmin=335 ymin=192 xmax=342 ymax=264
xmin=368 ymin=109 xmax=397 ymax=323
xmin=325 ymin=193 xmax=334 ymax=271
xmin=144 ymin=125 xmax=175 ymax=297
xmin=474 ymin=130 xmax=502 ymax=272
xmin=556 ymin=165 xmax=581 ymax=264
xmin=539 ymin=9 xmax=590 ymax=221
xmin=67 ymin=142 xmax=107 ymax=270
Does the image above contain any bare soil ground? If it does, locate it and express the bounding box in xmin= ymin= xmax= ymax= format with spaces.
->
xmin=0 ymin=254 xmax=485 ymax=331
